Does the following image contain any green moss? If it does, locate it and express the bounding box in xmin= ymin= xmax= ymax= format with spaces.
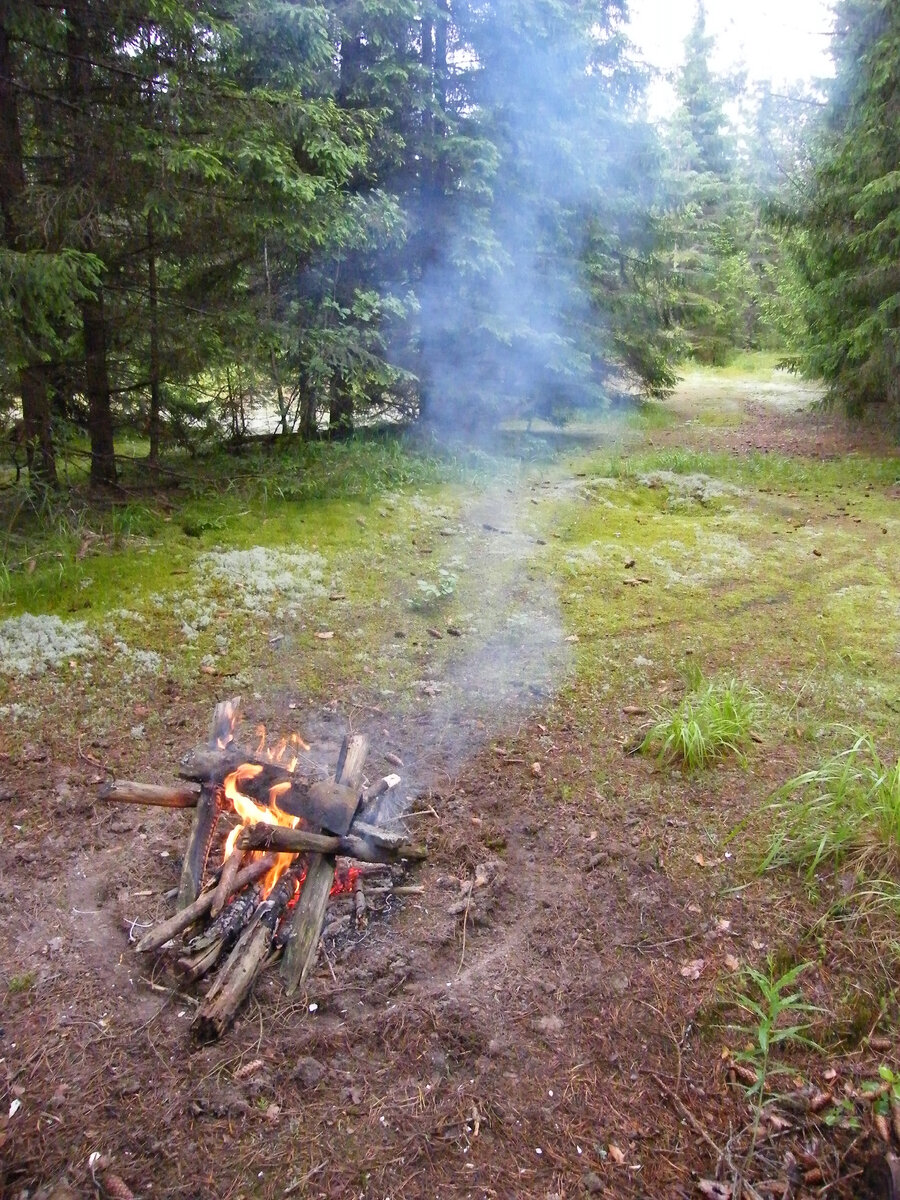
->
xmin=7 ymin=971 xmax=36 ymax=994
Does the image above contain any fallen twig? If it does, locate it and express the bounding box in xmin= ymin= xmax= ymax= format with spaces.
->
xmin=651 ymin=1073 xmax=764 ymax=1200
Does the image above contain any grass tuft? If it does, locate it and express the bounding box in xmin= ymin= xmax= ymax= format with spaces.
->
xmin=762 ymin=732 xmax=900 ymax=887
xmin=641 ymin=676 xmax=759 ymax=770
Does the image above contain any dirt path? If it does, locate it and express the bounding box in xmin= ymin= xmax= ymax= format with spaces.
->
xmin=1 ymin=377 xmax=898 ymax=1200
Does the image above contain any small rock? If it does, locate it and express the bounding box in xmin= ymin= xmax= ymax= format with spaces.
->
xmin=609 ymin=972 xmax=630 ymax=995
xmin=43 ymin=1182 xmax=80 ymax=1200
xmin=192 ymin=1084 xmax=249 ymax=1117
xmin=582 ymin=1171 xmax=604 ymax=1195
xmin=293 ymin=1057 xmax=325 ymax=1089
xmin=534 ymin=1015 xmax=564 ymax=1035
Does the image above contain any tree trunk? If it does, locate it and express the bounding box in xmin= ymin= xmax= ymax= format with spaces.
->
xmin=82 ymin=292 xmax=116 ymax=485
xmin=20 ymin=365 xmax=57 ymax=484
xmin=421 ymin=15 xmax=434 ymax=138
xmin=328 ymin=373 xmax=354 ymax=439
xmin=67 ymin=3 xmax=116 ymax=487
xmin=147 ymin=214 xmax=161 ymax=467
xmin=263 ymin=239 xmax=288 ymax=433
xmin=298 ymin=372 xmax=317 ymax=440
xmin=434 ymin=0 xmax=449 ymax=118
xmin=0 ymin=13 xmax=58 ymax=487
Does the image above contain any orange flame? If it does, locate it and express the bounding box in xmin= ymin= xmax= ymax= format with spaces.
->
xmin=222 ymin=759 xmax=301 ymax=894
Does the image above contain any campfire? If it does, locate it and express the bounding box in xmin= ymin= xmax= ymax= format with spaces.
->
xmin=103 ymin=697 xmax=426 ymax=1041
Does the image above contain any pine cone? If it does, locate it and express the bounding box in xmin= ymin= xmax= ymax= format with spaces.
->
xmin=101 ymin=1173 xmax=136 ymax=1200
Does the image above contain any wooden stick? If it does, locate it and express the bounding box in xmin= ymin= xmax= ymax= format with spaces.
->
xmin=178 ymin=939 xmax=227 ymax=985
xmin=175 ymin=697 xmax=245 ymax=910
xmin=192 ymin=869 xmax=298 ymax=1042
xmin=210 ymin=847 xmax=243 ymax=918
xmin=367 ymin=885 xmax=425 ymax=896
xmin=100 ymin=780 xmax=199 ymax=808
xmin=281 ymin=733 xmax=368 ymax=995
xmin=136 ymin=854 xmax=277 ymax=953
xmin=176 ymin=782 xmax=221 ymax=910
xmin=354 ymin=875 xmax=367 ymax=927
xmin=238 ymin=822 xmax=427 ymax=864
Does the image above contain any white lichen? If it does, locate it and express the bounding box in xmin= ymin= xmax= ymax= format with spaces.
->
xmin=0 ymin=613 xmax=99 ymax=676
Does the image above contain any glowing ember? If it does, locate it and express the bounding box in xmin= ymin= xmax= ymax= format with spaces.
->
xmin=331 ymin=866 xmax=362 ymax=895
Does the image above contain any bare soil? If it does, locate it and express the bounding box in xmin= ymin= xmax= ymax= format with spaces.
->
xmin=1 ymin=383 xmax=898 ymax=1200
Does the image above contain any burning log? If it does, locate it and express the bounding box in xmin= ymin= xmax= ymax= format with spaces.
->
xmin=179 ymin=748 xmax=311 ymax=812
xmin=281 ymin=733 xmax=368 ymax=995
xmin=136 ymin=854 xmax=277 ymax=954
xmin=237 ymin=823 xmax=427 ymax=864
xmin=193 ymin=868 xmax=299 ymax=1042
xmin=100 ymin=781 xmax=200 ymax=808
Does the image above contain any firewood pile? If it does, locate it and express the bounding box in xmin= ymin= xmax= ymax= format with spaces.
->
xmin=103 ymin=697 xmax=426 ymax=1041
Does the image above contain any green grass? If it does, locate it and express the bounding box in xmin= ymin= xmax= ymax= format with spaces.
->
xmin=683 ymin=349 xmax=790 ymax=380
xmin=728 ymin=960 xmax=822 ymax=1177
xmin=641 ymin=676 xmax=760 ymax=770
xmin=582 ymin=445 xmax=900 ymax=494
xmin=762 ymin=732 xmax=900 ymax=886
xmin=0 ymin=434 xmax=481 ymax=620
xmin=627 ymin=400 xmax=677 ymax=432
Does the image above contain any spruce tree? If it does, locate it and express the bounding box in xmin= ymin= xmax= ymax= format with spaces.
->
xmin=789 ymin=0 xmax=900 ymax=414
xmin=662 ymin=2 xmax=782 ymax=365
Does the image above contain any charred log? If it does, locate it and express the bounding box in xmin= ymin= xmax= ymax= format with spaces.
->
xmin=238 ymin=822 xmax=426 ymax=864
xmin=136 ymin=854 xmax=277 ymax=954
xmin=179 ymin=883 xmax=263 ymax=984
xmin=188 ymin=882 xmax=263 ymax=955
xmin=192 ymin=868 xmax=299 ymax=1042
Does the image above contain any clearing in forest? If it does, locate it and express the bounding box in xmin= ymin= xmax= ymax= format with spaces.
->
xmin=1 ymin=367 xmax=898 ymax=1199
